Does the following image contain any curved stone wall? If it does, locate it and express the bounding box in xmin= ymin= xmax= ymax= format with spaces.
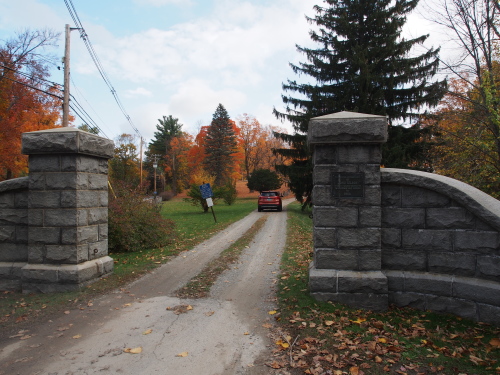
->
xmin=381 ymin=168 xmax=500 ymax=324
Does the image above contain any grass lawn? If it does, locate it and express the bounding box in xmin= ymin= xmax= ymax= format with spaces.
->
xmin=0 ymin=197 xmax=258 ymax=332
xmin=273 ymin=202 xmax=500 ymax=375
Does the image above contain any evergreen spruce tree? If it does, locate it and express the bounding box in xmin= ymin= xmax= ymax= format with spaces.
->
xmin=148 ymin=115 xmax=183 ymax=156
xmin=274 ymin=0 xmax=447 ymax=206
xmin=204 ymin=104 xmax=238 ymax=186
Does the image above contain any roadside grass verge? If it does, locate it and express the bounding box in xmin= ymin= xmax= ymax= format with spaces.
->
xmin=275 ymin=202 xmax=500 ymax=375
xmin=175 ymin=216 xmax=267 ymax=299
xmin=0 ymin=197 xmax=257 ymax=334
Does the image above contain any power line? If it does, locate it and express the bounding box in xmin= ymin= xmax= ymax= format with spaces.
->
xmin=63 ymin=0 xmax=143 ymax=138
xmin=0 ymin=74 xmax=63 ymax=99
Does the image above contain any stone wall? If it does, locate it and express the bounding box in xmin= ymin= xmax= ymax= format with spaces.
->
xmin=308 ymin=111 xmax=500 ymax=325
xmin=0 ymin=127 xmax=115 ymax=293
xmin=0 ymin=177 xmax=29 ymax=290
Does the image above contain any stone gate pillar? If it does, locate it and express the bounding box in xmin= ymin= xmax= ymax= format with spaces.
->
xmin=308 ymin=111 xmax=388 ymax=311
xmin=21 ymin=128 xmax=114 ymax=293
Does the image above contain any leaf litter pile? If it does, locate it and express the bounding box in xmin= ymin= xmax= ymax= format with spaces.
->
xmin=270 ymin=205 xmax=500 ymax=375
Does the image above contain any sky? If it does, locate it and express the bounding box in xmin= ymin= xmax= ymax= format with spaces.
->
xmin=0 ymin=0 xmax=443 ymax=144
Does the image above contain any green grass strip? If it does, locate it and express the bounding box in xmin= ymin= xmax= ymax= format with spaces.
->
xmin=176 ymin=216 xmax=268 ymax=299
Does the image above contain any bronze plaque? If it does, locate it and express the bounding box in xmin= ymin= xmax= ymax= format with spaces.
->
xmin=332 ymin=172 xmax=364 ymax=198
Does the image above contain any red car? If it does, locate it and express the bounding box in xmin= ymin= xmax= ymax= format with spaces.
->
xmin=258 ymin=191 xmax=282 ymax=212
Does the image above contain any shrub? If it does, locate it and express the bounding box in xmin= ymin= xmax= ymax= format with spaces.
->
xmin=247 ymin=169 xmax=281 ymax=192
xmin=183 ymin=183 xmax=228 ymax=212
xmin=159 ymin=191 xmax=175 ymax=201
xmin=220 ymin=181 xmax=237 ymax=205
xmin=108 ymin=184 xmax=176 ymax=252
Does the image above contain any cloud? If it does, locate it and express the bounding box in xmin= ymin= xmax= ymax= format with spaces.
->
xmin=125 ymin=87 xmax=153 ymax=97
xmin=133 ymin=0 xmax=193 ymax=6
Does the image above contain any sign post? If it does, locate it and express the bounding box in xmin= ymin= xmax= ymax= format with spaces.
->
xmin=200 ymin=183 xmax=217 ymax=223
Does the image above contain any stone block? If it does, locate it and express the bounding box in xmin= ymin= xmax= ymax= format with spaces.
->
xmin=382 ymin=208 xmax=425 ymax=228
xmin=402 ymin=229 xmax=451 ymax=251
xmin=426 ymin=208 xmax=475 ymax=229
xmin=381 ymin=184 xmax=401 ymax=206
xmin=0 ymin=243 xmax=28 ymax=262
xmin=359 ymin=207 xmax=381 ymax=227
xmin=454 ymin=231 xmax=499 ymax=252
xmin=426 ymin=296 xmax=477 ymax=320
xmin=61 ymin=228 xmax=77 ymax=244
xmin=309 ymin=267 xmax=337 ymax=293
xmin=88 ymin=207 xmax=108 ymax=225
xmin=22 ymin=264 xmax=59 ymax=283
xmin=61 ymin=191 xmax=76 ymax=207
xmin=76 ymin=191 xmax=102 ymax=208
xmin=45 ymin=173 xmax=77 ymax=190
xmin=28 ymin=155 xmax=60 ymax=172
xmin=79 ymin=132 xmax=114 ymax=158
xmin=428 ymin=252 xmax=475 ymax=276
xmin=381 ymin=228 xmax=401 ymax=248
xmin=313 ymin=165 xmax=357 ymax=184
xmin=78 ymin=209 xmax=89 ymax=226
xmin=76 ymin=173 xmax=89 ymax=189
xmin=477 ymin=304 xmax=500 ymax=326
xmin=477 ymin=256 xmax=500 ymax=279
xmin=453 ymin=277 xmax=500 ymax=306
xmin=359 ymin=164 xmax=381 ymax=185
xmin=29 ymin=191 xmax=61 ymax=208
xmin=315 ymin=249 xmax=358 ymax=269
xmin=0 ymin=209 xmax=28 ymax=225
xmin=0 ymin=279 xmax=22 ymax=291
xmin=389 ymin=292 xmax=426 ymax=310
xmin=337 ymin=144 xmax=381 ymax=164
xmin=44 ymin=209 xmax=78 ymax=227
xmin=404 ymin=272 xmax=453 ymax=296
xmin=98 ymin=224 xmax=108 ymax=240
xmin=314 ymin=228 xmax=337 ymax=248
xmin=475 ymin=219 xmax=495 ymax=231
xmin=382 ymin=250 xmax=426 ymax=271
xmin=29 ymin=173 xmax=46 ymax=190
xmin=28 ymin=245 xmax=44 ymax=263
xmin=75 ymin=156 xmax=101 ymax=173
xmin=99 ymin=191 xmax=108 ymax=207
xmin=45 ymin=244 xmax=78 ymax=263
xmin=338 ymin=228 xmax=380 ymax=249
xmin=0 ymin=193 xmax=15 ymax=208
xmin=28 ymin=209 xmax=43 ymax=226
xmin=313 ymin=207 xmax=358 ymax=227
xmin=384 ymin=270 xmax=404 ymax=292
xmin=88 ymin=174 xmax=108 ymax=190
xmin=402 ymin=186 xmax=450 ymax=207
xmin=16 ymin=226 xmax=28 ymax=243
xmin=358 ymin=250 xmax=381 ymax=270
xmin=15 ymin=191 xmax=28 ymax=208
xmin=88 ymin=240 xmax=108 ymax=260
xmin=78 ymin=226 xmax=99 ymax=244
xmin=313 ymin=146 xmax=337 ymax=164
xmin=29 ymin=227 xmax=60 ymax=245
xmin=312 ymin=292 xmax=388 ymax=311
xmin=0 ymin=226 xmax=15 ymax=242
xmin=22 ymin=282 xmax=82 ymax=294
xmin=337 ymin=270 xmax=387 ymax=294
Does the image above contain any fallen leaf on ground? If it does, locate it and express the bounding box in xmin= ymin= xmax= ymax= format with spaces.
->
xmin=204 ymin=311 xmax=215 ymax=317
xmin=489 ymin=338 xmax=500 ymax=348
xmin=143 ymin=329 xmax=153 ymax=335
xmin=268 ymin=310 xmax=277 ymax=315
xmin=350 ymin=366 xmax=359 ymax=375
xmin=349 ymin=317 xmax=366 ymax=324
xmin=176 ymin=352 xmax=188 ymax=357
xmin=325 ymin=320 xmax=334 ymax=326
xmin=72 ymin=334 xmax=81 ymax=339
xmin=124 ymin=347 xmax=142 ymax=354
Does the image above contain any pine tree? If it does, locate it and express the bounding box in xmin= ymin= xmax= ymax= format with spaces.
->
xmin=273 ymin=0 xmax=447 ymax=206
xmin=204 ymin=104 xmax=238 ymax=186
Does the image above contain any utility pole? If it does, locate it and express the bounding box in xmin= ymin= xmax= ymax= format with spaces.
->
xmin=62 ymin=24 xmax=80 ymax=127
xmin=139 ymin=137 xmax=143 ymax=188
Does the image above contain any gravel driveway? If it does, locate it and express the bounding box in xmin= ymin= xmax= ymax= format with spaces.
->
xmin=0 ymin=199 xmax=294 ymax=375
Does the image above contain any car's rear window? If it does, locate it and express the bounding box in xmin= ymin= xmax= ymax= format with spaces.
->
xmin=261 ymin=192 xmax=278 ymax=197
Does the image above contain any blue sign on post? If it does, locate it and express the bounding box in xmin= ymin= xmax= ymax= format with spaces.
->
xmin=199 ymin=183 xmax=213 ymax=199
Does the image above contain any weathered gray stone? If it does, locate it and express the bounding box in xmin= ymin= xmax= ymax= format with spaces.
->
xmin=0 ymin=177 xmax=29 ymax=195
xmin=88 ymin=174 xmax=108 ymax=190
xmin=44 ymin=209 xmax=78 ymax=227
xmin=88 ymin=208 xmax=107 ymax=225
xmin=98 ymin=224 xmax=108 ymax=240
xmin=428 ymin=252 xmax=475 ymax=276
xmin=477 ymin=304 xmax=500 ymax=326
xmin=382 ymin=208 xmax=425 ymax=228
xmin=337 ymin=144 xmax=382 ymax=164
xmin=338 ymin=228 xmax=380 ymax=249
xmin=0 ymin=243 xmax=28 ymax=262
xmin=426 ymin=296 xmax=477 ymax=320
xmin=29 ymin=191 xmax=60 ymax=208
xmin=29 ymin=227 xmax=60 ymax=244
xmin=45 ymin=244 xmax=78 ymax=263
xmin=76 ymin=191 xmax=102 ymax=208
xmin=454 ymin=231 xmax=499 ymax=252
xmin=15 ymin=192 xmax=28 ymax=208
xmin=402 ymin=186 xmax=450 ymax=208
xmin=312 ymin=292 xmax=388 ymax=311
xmin=359 ymin=207 xmax=381 ymax=227
xmin=382 ymin=250 xmax=426 ymax=270
xmin=402 ymin=229 xmax=451 ymax=251
xmin=88 ymin=240 xmax=108 ymax=260
xmin=28 ymin=155 xmax=60 ymax=172
xmin=78 ymin=209 xmax=89 ymax=226
xmin=77 ymin=226 xmax=99 ymax=244
xmin=384 ymin=270 xmax=404 ymax=291
xmin=0 ymin=226 xmax=15 ymax=242
xmin=313 ymin=165 xmax=358 ymax=184
xmin=381 ymin=228 xmax=401 ymax=248
xmin=28 ymin=209 xmax=43 ymax=226
xmin=453 ymin=277 xmax=500 ymax=306
xmin=29 ymin=173 xmax=46 ymax=190
xmin=358 ymin=250 xmax=382 ymax=270
xmin=315 ymin=249 xmax=358 ymax=269
xmin=477 ymin=256 xmax=500 ymax=279
xmin=16 ymin=226 xmax=28 ymax=243
xmin=314 ymin=228 xmax=337 ymax=248
xmin=308 ymin=112 xmax=387 ymax=145
xmin=313 ymin=146 xmax=336 ymax=164
xmin=28 ymin=245 xmax=44 ymax=263
xmin=61 ymin=191 xmax=77 ymax=207
xmin=22 ymin=264 xmax=59 ymax=283
xmin=426 ymin=208 xmax=475 ymax=229
xmin=337 ymin=270 xmax=387 ymax=293
xmin=404 ymin=272 xmax=453 ymax=296
xmin=45 ymin=173 xmax=78 ymax=190
xmin=0 ymin=209 xmax=28 ymax=225
xmin=389 ymin=292 xmax=426 ymax=310
xmin=0 ymin=193 xmax=15 ymax=208
xmin=359 ymin=165 xmax=381 ymax=185
xmin=309 ymin=267 xmax=337 ymax=293
xmin=313 ymin=207 xmax=358 ymax=227
xmin=381 ymin=185 xmax=401 ymax=206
